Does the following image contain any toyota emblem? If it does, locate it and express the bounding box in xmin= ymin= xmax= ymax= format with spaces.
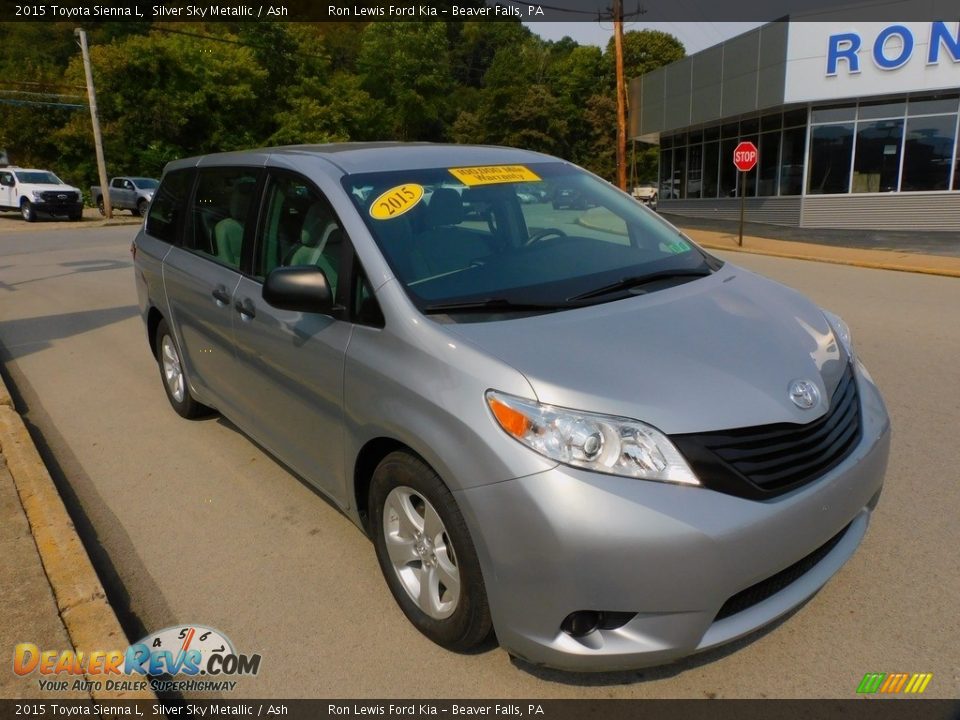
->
xmin=788 ymin=379 xmax=820 ymax=410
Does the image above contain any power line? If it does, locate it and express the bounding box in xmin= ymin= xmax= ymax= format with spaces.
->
xmin=0 ymin=89 xmax=86 ymax=100
xmin=0 ymin=79 xmax=87 ymax=91
xmin=0 ymin=98 xmax=85 ymax=109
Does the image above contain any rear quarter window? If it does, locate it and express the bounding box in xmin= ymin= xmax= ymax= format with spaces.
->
xmin=145 ymin=169 xmax=194 ymax=244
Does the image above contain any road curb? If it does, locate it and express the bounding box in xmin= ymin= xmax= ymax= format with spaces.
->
xmin=0 ymin=377 xmax=155 ymax=701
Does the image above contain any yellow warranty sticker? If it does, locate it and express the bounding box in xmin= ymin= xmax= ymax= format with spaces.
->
xmin=369 ymin=184 xmax=424 ymax=220
xmin=448 ymin=165 xmax=541 ymax=186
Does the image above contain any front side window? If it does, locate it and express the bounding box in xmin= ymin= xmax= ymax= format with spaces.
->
xmin=342 ymin=163 xmax=718 ymax=320
xmin=187 ymin=168 xmax=260 ymax=270
xmin=256 ymin=173 xmax=344 ymax=299
xmin=145 ymin=169 xmax=194 ymax=244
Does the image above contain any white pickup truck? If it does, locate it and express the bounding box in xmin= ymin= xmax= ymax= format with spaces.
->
xmin=90 ymin=176 xmax=159 ymax=216
xmin=0 ymin=167 xmax=84 ymax=222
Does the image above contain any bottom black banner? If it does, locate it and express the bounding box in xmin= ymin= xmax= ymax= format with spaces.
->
xmin=1 ymin=700 xmax=959 ymax=720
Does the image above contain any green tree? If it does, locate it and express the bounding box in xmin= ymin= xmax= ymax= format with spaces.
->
xmin=357 ymin=23 xmax=455 ymax=141
xmin=604 ymin=29 xmax=685 ymax=84
xmin=57 ymin=29 xmax=269 ymax=180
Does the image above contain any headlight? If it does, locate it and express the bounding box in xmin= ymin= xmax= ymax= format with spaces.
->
xmin=822 ymin=309 xmax=854 ymax=358
xmin=31 ymin=191 xmax=43 ymax=201
xmin=485 ymin=391 xmax=699 ymax=486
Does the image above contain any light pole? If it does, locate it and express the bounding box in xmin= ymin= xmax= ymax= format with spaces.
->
xmin=75 ymin=28 xmax=111 ymax=219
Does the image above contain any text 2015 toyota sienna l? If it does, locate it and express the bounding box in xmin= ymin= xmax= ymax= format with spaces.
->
xmin=133 ymin=143 xmax=890 ymax=671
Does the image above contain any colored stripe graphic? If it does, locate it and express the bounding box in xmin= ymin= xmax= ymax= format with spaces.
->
xmin=857 ymin=672 xmax=932 ymax=694
xmin=904 ymin=673 xmax=933 ymax=694
xmin=857 ymin=673 xmax=886 ymax=693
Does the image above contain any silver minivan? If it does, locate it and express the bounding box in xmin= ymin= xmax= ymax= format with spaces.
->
xmin=133 ymin=143 xmax=890 ymax=671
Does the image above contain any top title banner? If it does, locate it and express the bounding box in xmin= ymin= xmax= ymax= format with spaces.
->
xmin=2 ymin=0 xmax=956 ymax=22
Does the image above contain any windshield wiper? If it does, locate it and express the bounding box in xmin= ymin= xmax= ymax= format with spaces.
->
xmin=422 ymin=297 xmax=571 ymax=314
xmin=567 ymin=268 xmax=712 ymax=302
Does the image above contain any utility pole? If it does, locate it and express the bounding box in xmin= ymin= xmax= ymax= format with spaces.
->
xmin=613 ymin=0 xmax=628 ymax=191
xmin=75 ymin=28 xmax=111 ymax=219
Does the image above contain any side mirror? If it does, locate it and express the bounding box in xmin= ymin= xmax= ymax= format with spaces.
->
xmin=263 ymin=265 xmax=333 ymax=314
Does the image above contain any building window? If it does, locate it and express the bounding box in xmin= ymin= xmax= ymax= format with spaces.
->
xmin=674 ymin=145 xmax=687 ymax=199
xmin=660 ymin=147 xmax=673 ymax=199
xmin=901 ymin=115 xmax=956 ymax=191
xmin=702 ymin=141 xmax=719 ymax=198
xmin=780 ymin=126 xmax=805 ymax=195
xmin=719 ymin=138 xmax=738 ymax=197
xmin=758 ymin=130 xmax=781 ymax=196
xmin=687 ymin=142 xmax=703 ymax=199
xmin=852 ymin=119 xmax=903 ymax=193
xmin=808 ymin=124 xmax=854 ymax=194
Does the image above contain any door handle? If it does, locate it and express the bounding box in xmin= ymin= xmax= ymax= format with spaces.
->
xmin=235 ymin=299 xmax=256 ymax=320
xmin=211 ymin=286 xmax=230 ymax=305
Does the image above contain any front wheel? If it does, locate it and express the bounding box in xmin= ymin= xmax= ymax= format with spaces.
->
xmin=136 ymin=198 xmax=149 ymax=217
xmin=369 ymin=451 xmax=492 ymax=651
xmin=154 ymin=318 xmax=211 ymax=419
xmin=20 ymin=199 xmax=36 ymax=222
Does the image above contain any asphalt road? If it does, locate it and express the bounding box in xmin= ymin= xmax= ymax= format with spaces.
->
xmin=1 ymin=224 xmax=958 ymax=699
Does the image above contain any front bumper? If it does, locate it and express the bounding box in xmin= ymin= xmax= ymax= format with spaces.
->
xmin=456 ymin=364 xmax=890 ymax=671
xmin=35 ymin=200 xmax=83 ymax=216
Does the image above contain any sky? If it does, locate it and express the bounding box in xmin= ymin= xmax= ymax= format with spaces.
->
xmin=524 ymin=21 xmax=765 ymax=56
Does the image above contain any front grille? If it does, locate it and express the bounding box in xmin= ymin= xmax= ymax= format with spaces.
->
xmin=40 ymin=191 xmax=79 ymax=202
xmin=714 ymin=522 xmax=851 ymax=621
xmin=672 ymin=363 xmax=861 ymax=499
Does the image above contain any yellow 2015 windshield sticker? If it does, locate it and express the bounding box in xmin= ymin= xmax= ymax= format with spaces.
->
xmin=369 ymin=184 xmax=424 ymax=220
xmin=448 ymin=165 xmax=541 ymax=186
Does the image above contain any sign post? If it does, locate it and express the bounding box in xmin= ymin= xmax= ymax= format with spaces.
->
xmin=733 ymin=141 xmax=758 ymax=247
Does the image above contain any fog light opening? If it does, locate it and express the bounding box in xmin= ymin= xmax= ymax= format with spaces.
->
xmin=561 ymin=611 xmax=602 ymax=638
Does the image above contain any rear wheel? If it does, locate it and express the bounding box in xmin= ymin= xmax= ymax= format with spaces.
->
xmin=369 ymin=451 xmax=491 ymax=651
xmin=154 ymin=318 xmax=211 ymax=419
xmin=20 ymin=199 xmax=36 ymax=222
xmin=96 ymin=197 xmax=105 ymax=216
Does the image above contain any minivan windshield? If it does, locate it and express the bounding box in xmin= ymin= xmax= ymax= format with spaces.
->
xmin=343 ymin=162 xmax=719 ymax=315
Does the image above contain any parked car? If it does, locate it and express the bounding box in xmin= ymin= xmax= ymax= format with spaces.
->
xmin=0 ymin=167 xmax=83 ymax=221
xmin=90 ymin=176 xmax=159 ymax=217
xmin=134 ymin=144 xmax=889 ymax=672
xmin=631 ymin=182 xmax=658 ymax=208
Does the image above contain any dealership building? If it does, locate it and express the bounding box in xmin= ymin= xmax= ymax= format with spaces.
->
xmin=629 ymin=19 xmax=960 ymax=230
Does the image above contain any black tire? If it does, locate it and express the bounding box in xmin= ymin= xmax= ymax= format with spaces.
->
xmin=154 ymin=318 xmax=211 ymax=419
xmin=136 ymin=198 xmax=149 ymax=217
xmin=369 ymin=451 xmax=492 ymax=651
xmin=20 ymin=199 xmax=36 ymax=222
xmin=96 ymin=197 xmax=105 ymax=216
xmin=68 ymin=209 xmax=83 ymax=221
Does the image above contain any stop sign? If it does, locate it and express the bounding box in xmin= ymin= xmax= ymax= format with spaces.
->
xmin=733 ymin=141 xmax=758 ymax=172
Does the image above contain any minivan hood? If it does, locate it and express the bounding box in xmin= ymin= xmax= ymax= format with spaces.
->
xmin=444 ymin=265 xmax=847 ymax=434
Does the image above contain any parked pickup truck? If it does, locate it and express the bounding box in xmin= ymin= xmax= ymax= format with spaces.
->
xmin=0 ymin=167 xmax=84 ymax=222
xmin=91 ymin=176 xmax=159 ymax=216
xmin=631 ymin=183 xmax=658 ymax=209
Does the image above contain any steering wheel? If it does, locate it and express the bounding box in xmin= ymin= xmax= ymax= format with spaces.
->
xmin=526 ymin=228 xmax=568 ymax=246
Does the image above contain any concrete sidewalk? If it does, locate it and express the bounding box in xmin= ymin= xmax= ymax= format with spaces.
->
xmin=0 ymin=375 xmax=153 ymax=701
xmin=679 ymin=225 xmax=960 ymax=278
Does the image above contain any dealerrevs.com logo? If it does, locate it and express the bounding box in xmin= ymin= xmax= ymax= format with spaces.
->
xmin=13 ymin=625 xmax=261 ymax=694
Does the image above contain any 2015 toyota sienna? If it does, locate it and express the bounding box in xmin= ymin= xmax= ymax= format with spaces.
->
xmin=133 ymin=143 xmax=890 ymax=671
